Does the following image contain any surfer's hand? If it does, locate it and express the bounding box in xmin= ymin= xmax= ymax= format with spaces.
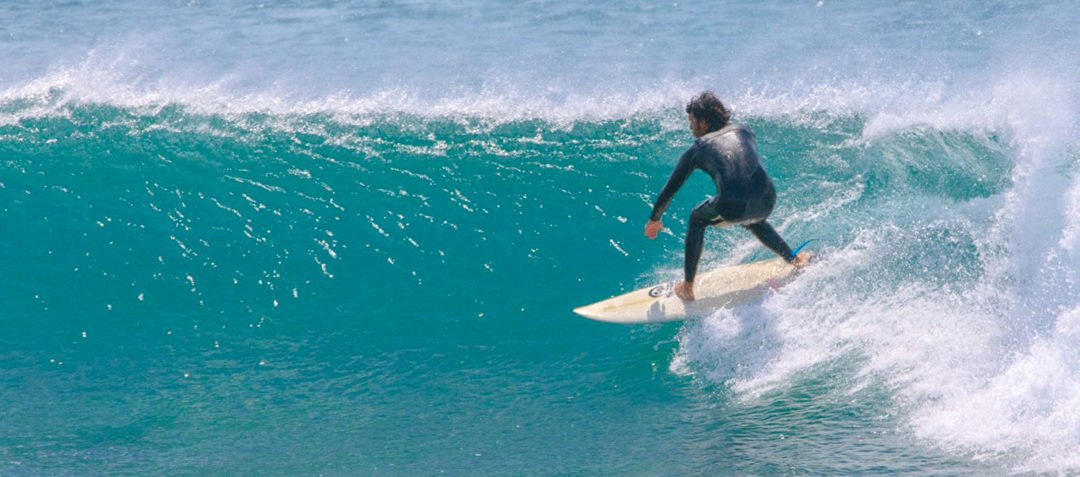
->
xmin=644 ymin=219 xmax=663 ymax=239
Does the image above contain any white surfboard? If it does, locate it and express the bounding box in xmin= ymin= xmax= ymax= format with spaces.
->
xmin=574 ymin=256 xmax=799 ymax=324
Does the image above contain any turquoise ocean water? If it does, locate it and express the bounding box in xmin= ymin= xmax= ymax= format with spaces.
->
xmin=2 ymin=1 xmax=1080 ymax=475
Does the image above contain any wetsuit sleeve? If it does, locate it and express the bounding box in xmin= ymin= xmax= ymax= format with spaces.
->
xmin=649 ymin=147 xmax=696 ymax=221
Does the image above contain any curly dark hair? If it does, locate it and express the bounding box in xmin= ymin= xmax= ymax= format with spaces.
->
xmin=685 ymin=91 xmax=731 ymax=132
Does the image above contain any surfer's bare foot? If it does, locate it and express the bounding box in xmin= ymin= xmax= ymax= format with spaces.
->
xmin=792 ymin=250 xmax=813 ymax=269
xmin=675 ymin=280 xmax=695 ymax=301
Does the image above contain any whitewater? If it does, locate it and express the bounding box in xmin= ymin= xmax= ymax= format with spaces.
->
xmin=2 ymin=1 xmax=1080 ymax=475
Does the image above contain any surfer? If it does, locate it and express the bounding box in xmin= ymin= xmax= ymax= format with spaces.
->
xmin=644 ymin=91 xmax=810 ymax=301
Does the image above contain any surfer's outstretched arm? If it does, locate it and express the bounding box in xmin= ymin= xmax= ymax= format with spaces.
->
xmin=646 ymin=148 xmax=696 ymax=240
xmin=648 ymin=149 xmax=695 ymax=222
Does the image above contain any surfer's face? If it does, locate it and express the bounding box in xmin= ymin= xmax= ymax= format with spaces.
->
xmin=689 ymin=113 xmax=709 ymax=137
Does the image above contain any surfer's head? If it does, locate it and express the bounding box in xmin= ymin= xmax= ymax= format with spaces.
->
xmin=685 ymin=91 xmax=730 ymax=136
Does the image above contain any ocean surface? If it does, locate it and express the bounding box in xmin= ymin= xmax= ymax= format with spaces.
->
xmin=2 ymin=1 xmax=1080 ymax=475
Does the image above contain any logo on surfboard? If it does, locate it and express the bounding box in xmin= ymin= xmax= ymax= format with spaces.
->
xmin=648 ymin=282 xmax=675 ymax=298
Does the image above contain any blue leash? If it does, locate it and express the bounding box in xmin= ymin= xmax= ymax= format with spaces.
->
xmin=791 ymin=239 xmax=815 ymax=256
xmin=788 ymin=239 xmax=816 ymax=262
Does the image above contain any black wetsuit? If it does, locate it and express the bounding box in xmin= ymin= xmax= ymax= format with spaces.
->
xmin=649 ymin=124 xmax=794 ymax=282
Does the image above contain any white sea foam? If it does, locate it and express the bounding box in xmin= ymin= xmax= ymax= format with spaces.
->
xmin=672 ymin=68 xmax=1080 ymax=473
xmin=910 ymin=305 xmax=1080 ymax=473
xmin=0 ymin=57 xmax=699 ymax=125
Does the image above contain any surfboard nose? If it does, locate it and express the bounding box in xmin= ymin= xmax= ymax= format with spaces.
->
xmin=572 ymin=304 xmax=608 ymax=321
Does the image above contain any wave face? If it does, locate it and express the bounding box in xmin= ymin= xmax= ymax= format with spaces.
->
xmin=2 ymin=1 xmax=1080 ymax=475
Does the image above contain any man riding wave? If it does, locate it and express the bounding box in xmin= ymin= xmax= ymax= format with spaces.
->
xmin=645 ymin=91 xmax=810 ymax=301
